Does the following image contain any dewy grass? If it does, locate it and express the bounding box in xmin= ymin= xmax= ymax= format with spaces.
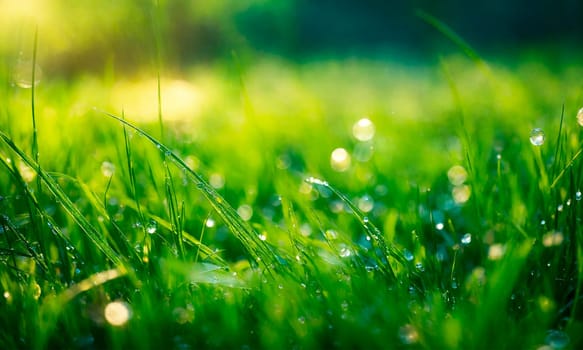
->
xmin=2 ymin=52 xmax=583 ymax=348
xmin=99 ymin=110 xmax=283 ymax=274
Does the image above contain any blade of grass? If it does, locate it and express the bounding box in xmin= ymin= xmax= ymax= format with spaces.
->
xmin=163 ymin=160 xmax=185 ymax=259
xmin=550 ymin=105 xmax=566 ymax=181
xmin=416 ymin=10 xmax=489 ymax=74
xmin=30 ymin=27 xmax=39 ymax=170
xmin=550 ymin=141 xmax=583 ymax=189
xmin=150 ymin=0 xmax=165 ymax=140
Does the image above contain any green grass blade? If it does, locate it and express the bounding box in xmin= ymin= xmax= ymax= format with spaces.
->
xmin=0 ymin=131 xmax=124 ymax=266
xmin=416 ymin=10 xmax=488 ymax=71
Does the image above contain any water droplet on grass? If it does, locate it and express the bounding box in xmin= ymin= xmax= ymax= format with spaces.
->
xmin=461 ymin=233 xmax=472 ymax=245
xmin=339 ymin=245 xmax=352 ymax=258
xmin=300 ymin=223 xmax=312 ymax=237
xmin=358 ymin=195 xmax=374 ymax=213
xmin=447 ymin=165 xmax=468 ymax=186
xmin=452 ymin=185 xmax=471 ymax=204
xmin=17 ymin=161 xmax=36 ymax=183
xmin=435 ymin=222 xmax=444 ymax=230
xmin=353 ymin=117 xmax=375 ymax=141
xmin=205 ymin=218 xmax=215 ymax=228
xmin=305 ymin=177 xmax=328 ymax=186
xmin=330 ymin=148 xmax=351 ymax=172
xmin=530 ymin=128 xmax=545 ymax=146
xmin=399 ymin=324 xmax=419 ymax=344
xmin=324 ymin=229 xmax=338 ymax=240
xmin=577 ymin=108 xmax=583 ymax=127
xmin=576 ymin=191 xmax=582 ymax=201
xmin=488 ymin=244 xmax=505 ymax=260
xmin=237 ymin=204 xmax=253 ymax=221
xmin=258 ymin=233 xmax=267 ymax=241
xmin=545 ymin=330 xmax=569 ymax=349
xmin=104 ymin=301 xmax=132 ymax=326
xmin=403 ymin=249 xmax=414 ymax=261
xmin=209 ymin=173 xmax=225 ymax=189
xmin=542 ymin=231 xmax=564 ymax=247
xmin=146 ymin=220 xmax=157 ymax=234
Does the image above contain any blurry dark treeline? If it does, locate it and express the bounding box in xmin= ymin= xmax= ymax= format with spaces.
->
xmin=166 ymin=0 xmax=583 ymax=62
xmin=2 ymin=0 xmax=582 ymax=76
xmin=239 ymin=0 xmax=583 ymax=54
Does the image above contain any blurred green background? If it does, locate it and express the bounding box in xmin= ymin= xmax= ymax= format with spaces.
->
xmin=1 ymin=0 xmax=581 ymax=77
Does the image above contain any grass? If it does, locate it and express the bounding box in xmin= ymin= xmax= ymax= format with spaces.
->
xmin=1 ymin=43 xmax=583 ymax=349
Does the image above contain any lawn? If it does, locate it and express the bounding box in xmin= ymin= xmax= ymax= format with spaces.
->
xmin=1 ymin=3 xmax=583 ymax=350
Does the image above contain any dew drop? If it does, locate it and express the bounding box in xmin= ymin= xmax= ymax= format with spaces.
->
xmin=300 ymin=223 xmax=312 ymax=237
xmin=31 ymin=282 xmax=41 ymax=300
xmin=324 ymin=229 xmax=338 ymax=240
xmin=488 ymin=244 xmax=505 ymax=260
xmin=339 ymin=245 xmax=352 ymax=258
xmin=17 ymin=161 xmax=36 ymax=183
xmin=209 ymin=173 xmax=225 ymax=189
xmin=353 ymin=117 xmax=375 ymax=141
xmin=328 ymin=201 xmax=343 ymax=214
xmin=365 ymin=265 xmax=378 ymax=272
xmin=205 ymin=218 xmax=215 ymax=228
xmin=530 ymin=128 xmax=545 ymax=146
xmin=577 ymin=107 xmax=583 ymax=127
xmin=330 ymin=148 xmax=351 ymax=172
xmin=447 ymin=165 xmax=468 ymax=186
xmin=237 ymin=204 xmax=253 ymax=221
xmin=305 ymin=176 xmax=328 ymax=186
xmin=545 ymin=330 xmax=570 ymax=349
xmin=146 ymin=220 xmax=157 ymax=234
xmin=403 ymin=249 xmax=414 ymax=262
xmin=358 ymin=195 xmax=375 ymax=213
xmin=435 ymin=222 xmax=444 ymax=230
xmin=258 ymin=233 xmax=267 ymax=241
xmin=398 ymin=324 xmax=419 ymax=345
xmin=575 ymin=191 xmax=582 ymax=201
xmin=104 ymin=301 xmax=132 ymax=326
xmin=461 ymin=233 xmax=472 ymax=245
xmin=452 ymin=185 xmax=471 ymax=204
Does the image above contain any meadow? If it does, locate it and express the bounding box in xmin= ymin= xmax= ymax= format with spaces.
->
xmin=1 ymin=6 xmax=583 ymax=349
